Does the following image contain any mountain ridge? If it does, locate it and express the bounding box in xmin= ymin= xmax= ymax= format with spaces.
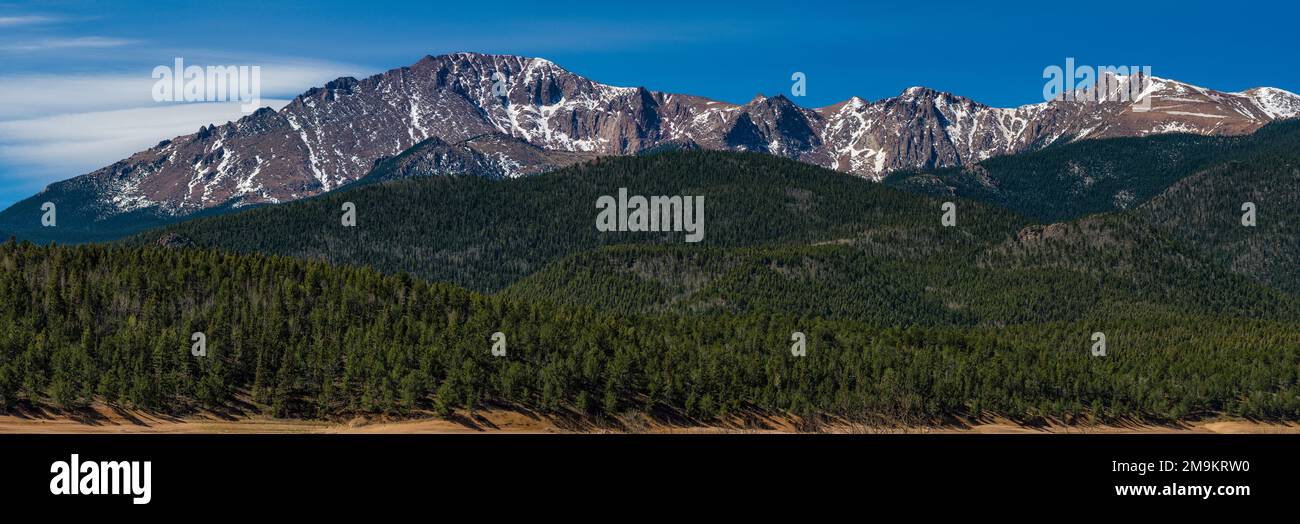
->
xmin=2 ymin=52 xmax=1298 ymax=242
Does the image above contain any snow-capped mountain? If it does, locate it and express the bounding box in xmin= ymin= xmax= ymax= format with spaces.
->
xmin=1242 ymin=87 xmax=1300 ymax=119
xmin=3 ymin=52 xmax=1298 ymax=240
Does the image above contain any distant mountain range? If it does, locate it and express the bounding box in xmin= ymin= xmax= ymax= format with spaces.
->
xmin=2 ymin=52 xmax=1298 ymax=242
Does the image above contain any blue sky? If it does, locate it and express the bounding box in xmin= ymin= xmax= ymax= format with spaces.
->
xmin=2 ymin=0 xmax=1297 ymax=210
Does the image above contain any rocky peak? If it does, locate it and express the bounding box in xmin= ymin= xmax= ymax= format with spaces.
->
xmin=5 ymin=52 xmax=1295 ymax=242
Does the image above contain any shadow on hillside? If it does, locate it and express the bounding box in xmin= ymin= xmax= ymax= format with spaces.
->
xmin=2 ymin=395 xmax=1271 ymax=434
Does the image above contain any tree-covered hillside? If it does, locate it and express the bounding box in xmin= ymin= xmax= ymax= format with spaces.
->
xmin=6 ymin=132 xmax=1297 ymax=427
xmin=884 ymin=120 xmax=1300 ymax=222
xmin=126 ymin=147 xmax=1300 ymax=325
xmin=3 ymin=241 xmax=1298 ymax=424
xmin=1137 ymin=158 xmax=1300 ymax=294
xmin=503 ymin=212 xmax=1300 ymax=325
xmin=132 ymin=151 xmax=1025 ymax=293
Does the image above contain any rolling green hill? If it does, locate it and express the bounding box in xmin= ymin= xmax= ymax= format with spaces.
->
xmin=1137 ymin=159 xmax=1300 ymax=294
xmin=884 ymin=119 xmax=1300 ymax=222
xmin=128 ymin=147 xmax=1300 ymax=325
xmin=7 ymin=134 xmax=1296 ymax=426
xmin=3 ymin=241 xmax=1299 ymax=424
xmin=131 ymin=151 xmax=1026 ymax=293
xmin=503 ymin=213 xmax=1299 ymax=325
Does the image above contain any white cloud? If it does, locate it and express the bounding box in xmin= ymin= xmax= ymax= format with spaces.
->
xmin=0 ymin=36 xmax=134 ymax=52
xmin=0 ymin=15 xmax=57 ymax=27
xmin=0 ymin=56 xmax=366 ymax=197
xmin=0 ymin=74 xmax=156 ymax=120
xmin=0 ymin=58 xmax=362 ymax=119
xmin=0 ymin=99 xmax=291 ymax=181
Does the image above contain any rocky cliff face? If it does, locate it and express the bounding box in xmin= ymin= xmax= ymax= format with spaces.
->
xmin=361 ymin=133 xmax=597 ymax=184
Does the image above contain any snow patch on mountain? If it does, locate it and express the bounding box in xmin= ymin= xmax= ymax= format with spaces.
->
xmin=20 ymin=52 xmax=1299 ymax=223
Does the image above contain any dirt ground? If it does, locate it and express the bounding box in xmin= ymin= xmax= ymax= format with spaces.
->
xmin=2 ymin=402 xmax=1297 ymax=434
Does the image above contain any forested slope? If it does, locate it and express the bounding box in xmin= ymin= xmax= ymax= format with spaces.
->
xmin=125 ymin=147 xmax=1300 ymax=325
xmin=3 ymin=241 xmax=1298 ymax=424
xmin=504 ymin=205 xmax=1299 ymax=324
xmin=884 ymin=120 xmax=1300 ymax=222
xmin=1138 ymin=159 xmax=1300 ymax=294
xmin=131 ymin=151 xmax=1025 ymax=292
xmin=6 ymin=132 xmax=1295 ymax=426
